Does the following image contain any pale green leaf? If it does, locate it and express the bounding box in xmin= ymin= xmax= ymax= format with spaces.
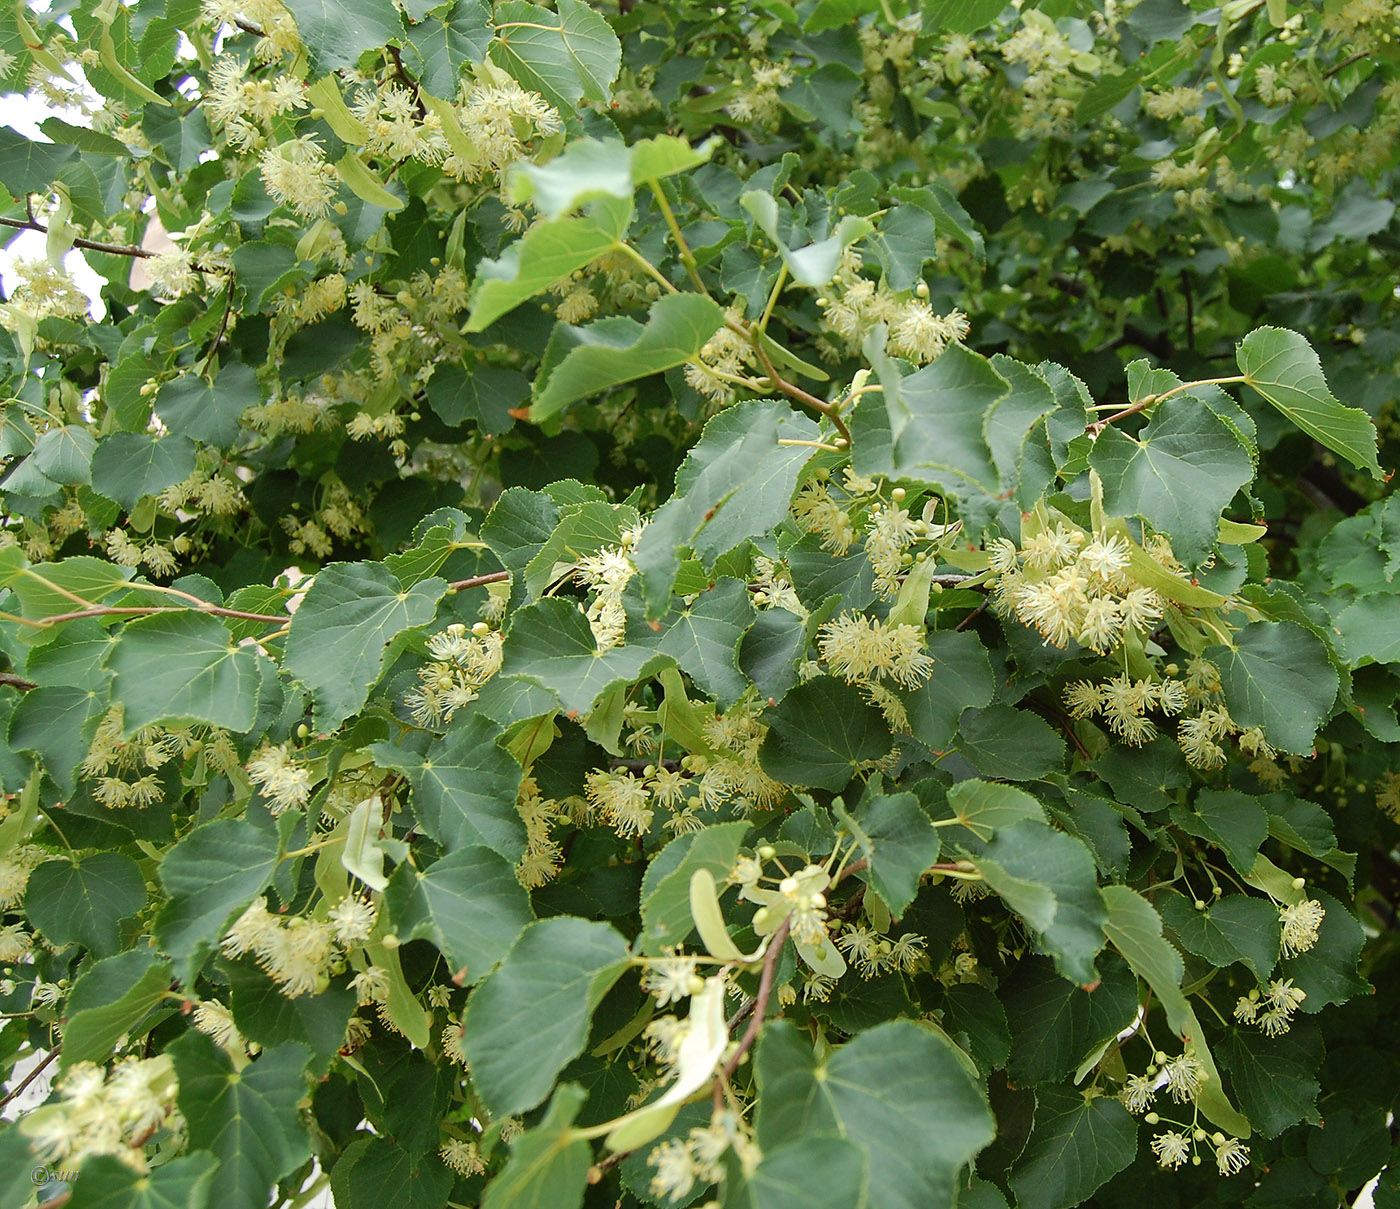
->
xmin=1237 ymin=326 xmax=1384 ymax=479
xmin=531 ymin=293 xmax=726 ymax=422
xmin=490 ymin=0 xmax=620 ymax=109
xmin=24 ymin=852 xmax=144 ymax=957
xmin=89 ymin=433 xmax=198 ymax=510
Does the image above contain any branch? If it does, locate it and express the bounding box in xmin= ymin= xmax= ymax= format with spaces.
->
xmin=448 ymin=571 xmax=509 ymax=592
xmin=720 ymin=918 xmax=789 ymax=1080
xmin=0 ymin=671 xmax=36 ymax=691
xmin=742 ymin=330 xmax=853 ymax=446
xmin=0 ymin=213 xmax=226 ymax=276
xmin=0 ymin=1045 xmax=59 ymax=1110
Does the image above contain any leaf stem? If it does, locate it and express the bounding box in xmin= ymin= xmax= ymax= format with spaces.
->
xmin=1088 ymin=375 xmax=1246 ymax=435
xmin=757 ymin=263 xmax=789 ymax=336
xmin=0 ymin=1045 xmax=60 ymax=1110
xmin=618 ymin=243 xmax=678 ymax=295
xmin=649 ymin=182 xmax=709 ymax=296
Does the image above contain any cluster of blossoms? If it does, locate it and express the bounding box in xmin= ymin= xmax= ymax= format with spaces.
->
xmin=221 ymin=893 xmax=377 ymax=999
xmin=833 ymin=923 xmax=928 ymax=978
xmin=1233 ymin=978 xmax=1307 ymax=1036
xmin=726 ymin=60 xmax=794 ymax=129
xmin=1064 ymin=673 xmax=1188 ymax=747
xmin=647 ymin=1111 xmax=761 ymax=1203
xmin=988 ymin=526 xmax=1166 ymax=655
xmin=200 ymin=0 xmax=301 ymax=62
xmin=815 ymin=247 xmax=969 ymax=365
xmin=279 ymin=477 xmax=371 ymax=558
xmin=104 ymin=528 xmax=192 ymax=579
xmin=450 ymin=76 xmax=562 ymax=185
xmin=259 ymin=135 xmax=339 ymax=221
xmin=576 ymin=527 xmax=645 ymax=651
xmin=818 ymin=609 xmax=935 ymax=734
xmin=1 ymin=258 xmax=92 ymax=323
xmin=732 ymin=851 xmax=842 ymax=975
xmin=21 ymin=1057 xmax=180 ymax=1173
xmin=204 ymin=55 xmax=304 ymax=149
xmin=515 ymin=775 xmax=566 ymax=889
xmin=405 ymin=621 xmax=504 ymax=727
xmin=1119 ymin=1049 xmax=1250 ymax=1176
xmin=83 ymin=708 xmax=239 ymax=809
xmin=1279 ymin=897 xmax=1326 ymax=957
xmin=246 ymin=742 xmax=315 ymax=816
xmin=684 ymin=315 xmax=760 ymax=405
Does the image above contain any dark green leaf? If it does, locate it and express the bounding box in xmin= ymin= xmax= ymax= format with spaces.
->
xmin=656 ymin=578 xmax=755 ymax=709
xmin=480 ymin=1084 xmax=591 ymax=1209
xmin=61 ymin=948 xmax=173 ymax=1067
xmin=281 ymin=0 xmax=403 ymax=71
xmin=156 ymin=818 xmax=280 ymax=985
xmin=329 ymin=1137 xmax=456 ymax=1209
xmin=1003 ymin=954 xmax=1139 ymax=1086
xmin=1159 ymin=891 xmax=1280 ymax=982
xmin=848 ymin=789 xmax=940 ymax=915
xmin=759 ymin=676 xmax=891 ymax=791
xmin=464 ymin=917 xmax=630 ymax=1117
xmin=65 ymin=1154 xmax=218 ymax=1209
xmin=1217 ymin=1019 xmax=1322 ymax=1139
xmin=24 ymin=852 xmax=144 ymax=957
xmin=90 ymin=434 xmax=198 ymax=511
xmin=1207 ymin=621 xmax=1338 ymax=755
xmin=283 ymin=561 xmax=448 ymax=728
xmin=170 ymin=1035 xmax=312 ymax=1209
xmin=384 ymin=845 xmax=534 ymax=982
xmin=956 ymin=704 xmax=1065 ymax=781
xmin=1008 ymin=1087 xmax=1138 ymax=1209
xmin=490 ymin=0 xmax=621 ymax=109
xmin=902 ymin=631 xmax=994 ymax=752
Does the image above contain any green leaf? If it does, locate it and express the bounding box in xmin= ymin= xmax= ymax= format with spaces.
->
xmin=1076 ymin=69 xmax=1140 ymax=122
xmin=280 ymin=0 xmax=403 ymax=71
xmin=974 ymin=819 xmax=1105 ymax=986
xmin=1092 ymin=739 xmax=1189 ymax=814
xmin=509 ymin=136 xmax=714 ymax=219
xmin=224 ymin=959 xmax=355 ymax=1077
xmin=531 ymin=293 xmax=727 ymax=422
xmin=155 ymin=363 xmax=259 ymax=448
xmin=639 ymin=820 xmax=750 ymax=954
xmin=24 ymin=852 xmax=144 ymax=956
xmin=89 ymin=433 xmax=198 ymax=511
xmin=956 ymin=704 xmax=1066 ymax=781
xmin=368 ymin=713 xmax=527 ymax=860
xmin=732 ymin=1136 xmax=869 ymax=1209
xmin=1206 ymin=621 xmax=1338 ymax=755
xmin=283 ymin=561 xmax=448 ymax=728
xmin=921 ymin=0 xmax=1006 ymax=34
xmin=330 ymin=1137 xmax=455 ymax=1209
xmin=480 ymin=1084 xmax=592 ymax=1209
xmin=754 ymin=1019 xmax=994 ymax=1209
xmin=1003 ymin=954 xmax=1139 ymax=1085
xmin=1179 ymin=788 xmax=1269 ymax=877
xmin=1089 ymin=398 xmax=1255 ymax=569
xmin=65 ymin=1154 xmax=218 ymax=1209
xmin=936 ymin=983 xmax=1011 ymax=1073
xmin=1217 ymin=1020 xmax=1322 ymax=1139
xmin=30 ymin=424 xmax=95 ymax=485
xmin=464 ymin=917 xmax=631 ymax=1117
xmin=383 ymin=846 xmax=534 ymax=983
xmin=901 ymin=631 xmax=994 ymax=752
xmin=656 ymin=578 xmax=755 ymax=709
xmin=524 ymin=500 xmax=637 ymax=599
xmin=170 ymin=1035 xmax=312 ymax=1209
xmin=0 ymin=126 xmax=80 ymax=195
xmin=1159 ymin=891 xmax=1280 ymax=983
xmin=6 ymin=555 xmax=134 ymax=619
xmin=1336 ymin=594 xmax=1400 ymax=666
xmin=502 ymin=596 xmax=675 ymax=716
xmin=156 ymin=818 xmax=280 ymax=986
xmin=1008 ymin=1087 xmax=1138 ymax=1209
xmin=490 ymin=0 xmax=621 ymax=109
xmin=851 ymin=342 xmax=1007 ymax=500
xmin=106 ymin=611 xmax=261 ymax=731
xmin=6 ymin=683 xmax=105 ymax=794
xmin=61 ymin=948 xmax=173 ymax=1067
xmin=1236 ymin=327 xmax=1384 ymax=479
xmin=426 ymin=363 xmax=527 ymax=435
xmin=846 ymin=789 xmax=940 ymax=915
xmin=635 ymin=400 xmax=819 ymax=613
xmin=401 ymin=0 xmax=492 ymax=97
xmin=465 ymin=197 xmax=632 ymax=332
xmin=759 ymin=676 xmax=891 ymax=791
xmin=943 ymin=778 xmax=1046 ymax=844
xmin=1101 ymin=886 xmax=1249 ymax=1136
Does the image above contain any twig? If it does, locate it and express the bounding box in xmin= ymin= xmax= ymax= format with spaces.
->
xmin=199 ymin=288 xmax=236 ymax=376
xmin=0 ymin=213 xmax=224 ymax=275
xmin=0 ymin=671 xmax=36 ymax=691
xmin=0 ymin=1045 xmax=60 ymax=1110
xmin=743 ymin=332 xmax=853 ymax=446
xmin=448 ymin=571 xmax=509 ymax=592
xmin=720 ymin=918 xmax=790 ymax=1080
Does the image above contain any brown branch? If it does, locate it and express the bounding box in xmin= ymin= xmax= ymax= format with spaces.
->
xmin=448 ymin=571 xmax=509 ymax=592
xmin=2 ymin=214 xmax=156 ymax=259
xmin=742 ymin=329 xmax=853 ymax=447
xmin=199 ymin=288 xmax=236 ymax=376
xmin=0 ymin=1045 xmax=59 ymax=1110
xmin=0 ymin=671 xmax=36 ymax=691
xmin=720 ymin=918 xmax=790 ymax=1080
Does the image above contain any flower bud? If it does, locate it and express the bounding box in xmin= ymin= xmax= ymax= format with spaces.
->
xmin=757 ymin=844 xmax=776 ymax=861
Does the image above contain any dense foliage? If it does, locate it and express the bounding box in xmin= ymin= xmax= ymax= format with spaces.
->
xmin=1 ymin=1 xmax=1399 ymax=1208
